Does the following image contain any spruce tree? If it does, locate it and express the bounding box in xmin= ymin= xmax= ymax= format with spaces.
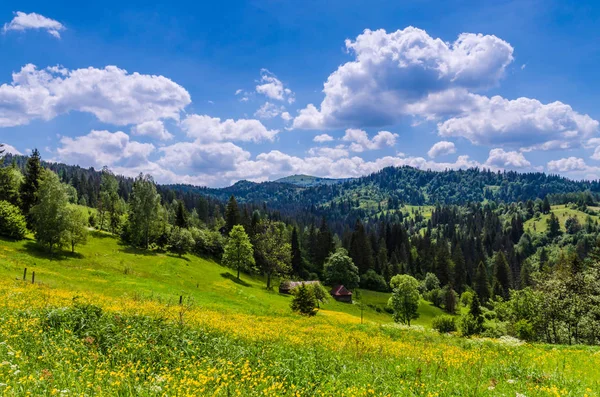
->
xmin=492 ymin=251 xmax=512 ymax=300
xmin=474 ymin=261 xmax=491 ymax=303
xmin=349 ymin=219 xmax=374 ymax=274
xmin=315 ymin=217 xmax=334 ymax=272
xmin=291 ymin=227 xmax=305 ymax=278
xmin=175 ymin=200 xmax=188 ymax=228
xmin=452 ymin=245 xmax=466 ymax=293
xmin=20 ymin=148 xmax=43 ymax=224
xmin=290 ymin=283 xmax=317 ymax=316
xmin=224 ymin=195 xmax=240 ymax=233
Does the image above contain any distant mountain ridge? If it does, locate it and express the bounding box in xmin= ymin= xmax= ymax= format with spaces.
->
xmin=274 ymin=174 xmax=353 ymax=187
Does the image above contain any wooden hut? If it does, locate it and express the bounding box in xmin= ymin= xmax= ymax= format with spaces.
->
xmin=330 ymin=285 xmax=352 ymax=303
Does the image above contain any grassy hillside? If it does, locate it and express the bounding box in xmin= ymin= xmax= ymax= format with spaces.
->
xmin=1 ymin=235 xmax=599 ymax=395
xmin=0 ymin=232 xmax=449 ymax=327
xmin=524 ymin=204 xmax=599 ymax=233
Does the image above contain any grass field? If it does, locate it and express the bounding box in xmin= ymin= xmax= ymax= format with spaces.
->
xmin=524 ymin=205 xmax=599 ymax=233
xmin=1 ymin=233 xmax=599 ymax=395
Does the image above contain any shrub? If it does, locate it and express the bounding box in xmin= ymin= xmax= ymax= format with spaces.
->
xmin=0 ymin=200 xmax=27 ymax=240
xmin=432 ymin=315 xmax=457 ymax=333
xmin=513 ymin=319 xmax=534 ymax=341
xmin=360 ymin=269 xmax=388 ymax=292
xmin=424 ymin=288 xmax=443 ymax=307
xmin=458 ymin=313 xmax=480 ymax=337
xmin=290 ymin=283 xmax=317 ymax=316
xmin=460 ymin=290 xmax=474 ymax=307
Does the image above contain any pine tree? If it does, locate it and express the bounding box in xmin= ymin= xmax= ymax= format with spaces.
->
xmin=291 ymin=227 xmax=305 ymax=278
xmin=349 ymin=219 xmax=374 ymax=274
xmin=20 ymin=148 xmax=43 ymax=224
xmin=290 ymin=283 xmax=317 ymax=316
xmin=224 ymin=195 xmax=240 ymax=233
xmin=175 ymin=200 xmax=188 ymax=228
xmin=315 ymin=217 xmax=334 ymax=272
xmin=492 ymin=251 xmax=512 ymax=300
xmin=474 ymin=261 xmax=491 ymax=303
xmin=452 ymin=245 xmax=466 ymax=293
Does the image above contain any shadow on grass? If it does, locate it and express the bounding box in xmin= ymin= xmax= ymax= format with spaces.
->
xmin=119 ymin=246 xmax=159 ymax=257
xmin=220 ymin=272 xmax=252 ymax=287
xmin=166 ymin=253 xmax=191 ymax=262
xmin=17 ymin=240 xmax=84 ymax=260
xmin=89 ymin=230 xmax=115 ymax=239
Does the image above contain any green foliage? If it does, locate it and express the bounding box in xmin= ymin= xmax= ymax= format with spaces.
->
xmin=290 ymin=283 xmax=317 ymax=316
xmin=474 ymin=261 xmax=491 ymax=303
xmin=20 ymin=148 xmax=42 ymax=221
xmin=63 ymin=205 xmax=88 ymax=253
xmin=0 ymin=165 xmax=23 ymax=206
xmin=30 ymin=170 xmax=69 ymax=253
xmin=167 ymin=227 xmax=195 ymax=257
xmin=125 ymin=174 xmax=162 ymax=249
xmin=222 ymin=225 xmax=255 ymax=279
xmin=492 ymin=251 xmax=512 ymax=300
xmin=432 ymin=315 xmax=457 ymax=333
xmin=254 ymin=220 xmax=292 ymax=289
xmin=324 ymin=248 xmax=360 ymax=290
xmin=0 ymin=200 xmax=27 ymax=240
xmin=224 ymin=195 xmax=240 ymax=233
xmin=459 ymin=313 xmax=481 ymax=337
xmin=190 ymin=227 xmax=224 ymax=257
xmin=514 ymin=319 xmax=534 ymax=341
xmin=442 ymin=286 xmax=458 ymax=314
xmin=388 ymin=274 xmax=420 ymax=326
xmin=420 ymin=272 xmax=440 ymax=293
xmin=310 ymin=283 xmax=329 ymax=307
xmin=359 ymin=269 xmax=388 ymax=292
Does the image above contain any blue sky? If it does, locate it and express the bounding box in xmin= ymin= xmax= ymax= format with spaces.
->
xmin=1 ymin=0 xmax=600 ymax=186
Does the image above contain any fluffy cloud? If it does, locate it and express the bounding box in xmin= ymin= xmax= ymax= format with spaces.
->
xmin=307 ymin=145 xmax=349 ymax=159
xmin=158 ymin=141 xmax=250 ymax=175
xmin=3 ymin=12 xmax=65 ymax=38
xmin=56 ymin=130 xmax=155 ymax=169
xmin=485 ymin=148 xmax=531 ymax=168
xmin=254 ymin=102 xmax=284 ymax=119
xmin=547 ymin=157 xmax=588 ymax=173
xmin=181 ymin=114 xmax=279 ymax=143
xmin=131 ymin=121 xmax=173 ymax=141
xmin=437 ymin=95 xmax=599 ymax=149
xmin=313 ymin=134 xmax=334 ymax=143
xmin=342 ymin=129 xmax=398 ymax=152
xmin=427 ymin=141 xmax=456 ymax=158
xmin=293 ymin=27 xmax=513 ymax=129
xmin=0 ymin=64 xmax=191 ymax=127
xmin=256 ymin=69 xmax=294 ymax=103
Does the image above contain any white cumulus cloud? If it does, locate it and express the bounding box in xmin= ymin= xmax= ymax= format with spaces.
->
xmin=427 ymin=141 xmax=456 ymax=158
xmin=485 ymin=148 xmax=531 ymax=168
xmin=180 ymin=114 xmax=279 ymax=143
xmin=131 ymin=121 xmax=173 ymax=141
xmin=293 ymin=27 xmax=514 ymax=129
xmin=256 ymin=69 xmax=295 ymax=103
xmin=313 ymin=134 xmax=334 ymax=143
xmin=3 ymin=12 xmax=65 ymax=38
xmin=0 ymin=64 xmax=191 ymax=127
xmin=342 ymin=129 xmax=398 ymax=152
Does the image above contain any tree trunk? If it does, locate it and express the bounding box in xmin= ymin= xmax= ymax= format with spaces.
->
xmin=267 ymin=272 xmax=272 ymax=289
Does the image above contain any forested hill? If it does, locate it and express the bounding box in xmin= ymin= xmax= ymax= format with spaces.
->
xmin=169 ymin=166 xmax=600 ymax=213
xmin=4 ymin=153 xmax=600 ymax=220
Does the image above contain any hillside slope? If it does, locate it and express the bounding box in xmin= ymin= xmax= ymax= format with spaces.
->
xmin=0 ymin=232 xmax=446 ymax=326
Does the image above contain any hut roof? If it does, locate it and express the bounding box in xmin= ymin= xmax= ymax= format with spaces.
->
xmin=330 ymin=285 xmax=352 ymax=296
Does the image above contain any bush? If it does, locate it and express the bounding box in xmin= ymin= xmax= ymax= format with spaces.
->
xmin=360 ymin=269 xmax=388 ymax=292
xmin=432 ymin=315 xmax=457 ymax=333
xmin=513 ymin=319 xmax=534 ymax=341
xmin=424 ymin=288 xmax=443 ymax=307
xmin=458 ymin=313 xmax=481 ymax=337
xmin=460 ymin=290 xmax=474 ymax=307
xmin=0 ymin=200 xmax=27 ymax=240
xmin=290 ymin=283 xmax=317 ymax=316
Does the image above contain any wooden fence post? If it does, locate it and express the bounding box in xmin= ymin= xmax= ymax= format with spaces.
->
xmin=179 ymin=295 xmax=183 ymax=305
xmin=23 ymin=268 xmax=27 ymax=281
xmin=31 ymin=271 xmax=35 ymax=284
